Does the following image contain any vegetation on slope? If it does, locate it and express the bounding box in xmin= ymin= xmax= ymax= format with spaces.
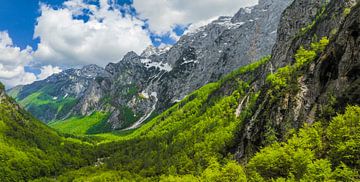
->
xmin=1 ymin=45 xmax=359 ymax=181
xmin=40 ymin=105 xmax=360 ymax=181
xmin=2 ymin=9 xmax=359 ymax=180
xmin=9 ymin=85 xmax=78 ymax=122
xmin=35 ymin=56 xmax=270 ymax=181
xmin=49 ymin=112 xmax=110 ymax=135
xmin=0 ymin=84 xmax=96 ymax=181
xmin=247 ymin=106 xmax=359 ymax=181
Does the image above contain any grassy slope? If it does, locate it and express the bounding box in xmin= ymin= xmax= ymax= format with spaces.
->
xmin=9 ymin=85 xmax=78 ymax=123
xmin=49 ymin=112 xmax=110 ymax=135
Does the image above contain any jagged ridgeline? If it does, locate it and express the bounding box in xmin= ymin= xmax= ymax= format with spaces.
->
xmin=8 ymin=0 xmax=293 ymax=131
xmin=1 ymin=0 xmax=360 ymax=181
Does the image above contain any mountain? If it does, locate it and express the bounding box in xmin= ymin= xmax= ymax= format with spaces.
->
xmin=2 ymin=0 xmax=360 ymax=181
xmin=8 ymin=0 xmax=293 ymax=131
xmin=56 ymin=0 xmax=359 ymax=180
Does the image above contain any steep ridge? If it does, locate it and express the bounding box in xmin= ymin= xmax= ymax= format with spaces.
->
xmin=8 ymin=0 xmax=293 ymax=131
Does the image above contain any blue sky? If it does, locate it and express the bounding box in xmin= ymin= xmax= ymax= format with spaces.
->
xmin=0 ymin=0 xmax=183 ymax=49
xmin=0 ymin=0 xmax=257 ymax=88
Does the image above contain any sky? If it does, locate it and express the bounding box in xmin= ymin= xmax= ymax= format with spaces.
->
xmin=0 ymin=0 xmax=258 ymax=88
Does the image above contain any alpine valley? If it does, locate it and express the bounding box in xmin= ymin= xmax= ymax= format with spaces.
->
xmin=1 ymin=0 xmax=360 ymax=181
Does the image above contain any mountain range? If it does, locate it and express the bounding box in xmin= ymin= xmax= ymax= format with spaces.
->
xmin=1 ymin=0 xmax=360 ymax=181
xmin=8 ymin=0 xmax=292 ymax=131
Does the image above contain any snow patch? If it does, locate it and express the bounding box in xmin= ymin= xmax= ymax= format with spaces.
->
xmin=244 ymin=7 xmax=252 ymax=14
xmin=181 ymin=59 xmax=199 ymax=65
xmin=214 ymin=17 xmax=245 ymax=29
xmin=141 ymin=45 xmax=171 ymax=58
xmin=141 ymin=59 xmax=172 ymax=72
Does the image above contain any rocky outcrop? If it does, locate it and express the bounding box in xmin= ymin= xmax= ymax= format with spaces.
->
xmin=234 ymin=0 xmax=359 ymax=161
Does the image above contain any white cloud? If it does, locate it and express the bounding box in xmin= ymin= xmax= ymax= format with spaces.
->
xmin=184 ymin=17 xmax=219 ymax=34
xmin=0 ymin=32 xmax=64 ymax=88
xmin=133 ymin=0 xmax=258 ymax=34
xmin=0 ymin=31 xmax=37 ymax=88
xmin=33 ymin=0 xmax=152 ymax=67
xmin=37 ymin=65 xmax=62 ymax=80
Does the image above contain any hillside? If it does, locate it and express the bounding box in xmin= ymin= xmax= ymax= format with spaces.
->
xmin=0 ymin=83 xmax=96 ymax=181
xmin=1 ymin=0 xmax=360 ymax=181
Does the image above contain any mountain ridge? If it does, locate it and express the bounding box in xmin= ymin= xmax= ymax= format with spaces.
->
xmin=8 ymin=0 xmax=293 ymax=131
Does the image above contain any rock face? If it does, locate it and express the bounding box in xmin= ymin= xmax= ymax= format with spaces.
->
xmin=233 ymin=0 xmax=359 ymax=160
xmin=8 ymin=0 xmax=292 ymax=129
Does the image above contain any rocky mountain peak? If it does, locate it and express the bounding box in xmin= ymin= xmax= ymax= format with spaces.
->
xmin=141 ymin=45 xmax=172 ymax=58
xmin=9 ymin=0 xmax=294 ymax=129
xmin=80 ymin=64 xmax=110 ymax=78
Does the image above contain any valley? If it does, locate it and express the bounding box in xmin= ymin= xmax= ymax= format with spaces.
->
xmin=0 ymin=0 xmax=359 ymax=181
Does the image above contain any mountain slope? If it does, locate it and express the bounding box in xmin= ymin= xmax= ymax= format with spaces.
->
xmin=44 ymin=0 xmax=360 ymax=180
xmin=0 ymin=83 xmax=96 ymax=181
xmin=8 ymin=64 xmax=110 ymax=123
xmin=8 ymin=0 xmax=293 ymax=131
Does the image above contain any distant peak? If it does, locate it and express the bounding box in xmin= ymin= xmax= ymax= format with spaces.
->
xmin=123 ymin=51 xmax=139 ymax=60
xmin=81 ymin=64 xmax=103 ymax=71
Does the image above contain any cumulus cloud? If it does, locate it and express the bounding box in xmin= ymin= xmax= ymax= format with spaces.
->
xmin=0 ymin=31 xmax=37 ymax=88
xmin=37 ymin=65 xmax=62 ymax=80
xmin=133 ymin=0 xmax=258 ymax=34
xmin=0 ymin=32 xmax=64 ymax=88
xmin=33 ymin=0 xmax=152 ymax=67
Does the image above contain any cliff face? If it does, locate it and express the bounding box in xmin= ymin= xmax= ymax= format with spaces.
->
xmin=234 ymin=0 xmax=359 ymax=160
xmin=8 ymin=0 xmax=292 ymax=129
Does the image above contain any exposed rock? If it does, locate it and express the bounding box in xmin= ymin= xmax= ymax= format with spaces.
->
xmin=234 ymin=0 xmax=360 ymax=161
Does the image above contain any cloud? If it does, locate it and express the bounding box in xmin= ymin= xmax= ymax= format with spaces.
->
xmin=133 ymin=0 xmax=258 ymax=34
xmin=0 ymin=32 xmax=64 ymax=88
xmin=0 ymin=31 xmax=37 ymax=88
xmin=33 ymin=0 xmax=152 ymax=67
xmin=37 ymin=65 xmax=62 ymax=80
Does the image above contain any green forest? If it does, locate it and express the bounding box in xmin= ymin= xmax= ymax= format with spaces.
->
xmin=1 ymin=43 xmax=359 ymax=180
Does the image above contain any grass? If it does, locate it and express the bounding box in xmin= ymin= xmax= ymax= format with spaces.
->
xmin=49 ymin=112 xmax=110 ymax=135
